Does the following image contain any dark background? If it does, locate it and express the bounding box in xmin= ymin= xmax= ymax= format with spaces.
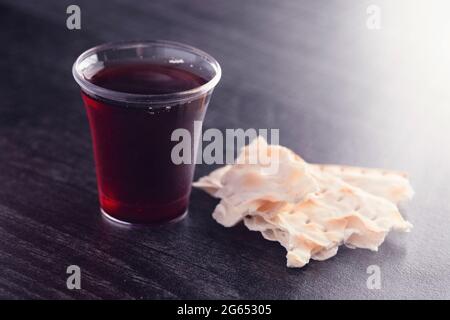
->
xmin=0 ymin=0 xmax=449 ymax=299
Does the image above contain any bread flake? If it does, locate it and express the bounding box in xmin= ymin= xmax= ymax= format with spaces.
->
xmin=194 ymin=137 xmax=413 ymax=268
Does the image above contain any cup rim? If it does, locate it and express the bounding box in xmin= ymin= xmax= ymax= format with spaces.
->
xmin=72 ymin=40 xmax=222 ymax=106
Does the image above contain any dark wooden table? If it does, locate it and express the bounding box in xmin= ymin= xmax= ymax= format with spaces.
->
xmin=0 ymin=0 xmax=449 ymax=299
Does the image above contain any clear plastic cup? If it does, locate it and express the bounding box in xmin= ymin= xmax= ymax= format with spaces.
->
xmin=73 ymin=40 xmax=221 ymax=224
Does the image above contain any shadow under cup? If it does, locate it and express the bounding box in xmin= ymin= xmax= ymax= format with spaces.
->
xmin=73 ymin=41 xmax=221 ymax=224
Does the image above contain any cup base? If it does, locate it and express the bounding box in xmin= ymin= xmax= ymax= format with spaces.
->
xmin=100 ymin=208 xmax=188 ymax=226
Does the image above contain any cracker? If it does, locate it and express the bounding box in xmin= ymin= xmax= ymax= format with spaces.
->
xmin=194 ymin=162 xmax=413 ymax=204
xmin=250 ymin=170 xmax=412 ymax=267
xmin=194 ymin=137 xmax=413 ymax=268
xmin=193 ymin=165 xmax=231 ymax=196
xmin=211 ymin=137 xmax=320 ymax=226
xmin=311 ymin=164 xmax=414 ymax=204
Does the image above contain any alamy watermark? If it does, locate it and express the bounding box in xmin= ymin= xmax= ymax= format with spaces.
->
xmin=66 ymin=265 xmax=81 ymax=290
xmin=171 ymin=122 xmax=280 ymax=174
xmin=66 ymin=5 xmax=81 ymax=30
xmin=366 ymin=5 xmax=381 ymax=30
xmin=366 ymin=264 xmax=381 ymax=290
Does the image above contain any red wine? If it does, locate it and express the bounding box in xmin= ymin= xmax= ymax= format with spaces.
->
xmin=90 ymin=62 xmax=207 ymax=94
xmin=82 ymin=62 xmax=209 ymax=224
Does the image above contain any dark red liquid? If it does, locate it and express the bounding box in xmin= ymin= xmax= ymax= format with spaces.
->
xmin=82 ymin=62 xmax=209 ymax=224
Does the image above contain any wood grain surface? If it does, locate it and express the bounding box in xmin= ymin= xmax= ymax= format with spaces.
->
xmin=0 ymin=0 xmax=449 ymax=299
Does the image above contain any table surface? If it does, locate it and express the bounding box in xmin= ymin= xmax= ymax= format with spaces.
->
xmin=0 ymin=0 xmax=449 ymax=299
